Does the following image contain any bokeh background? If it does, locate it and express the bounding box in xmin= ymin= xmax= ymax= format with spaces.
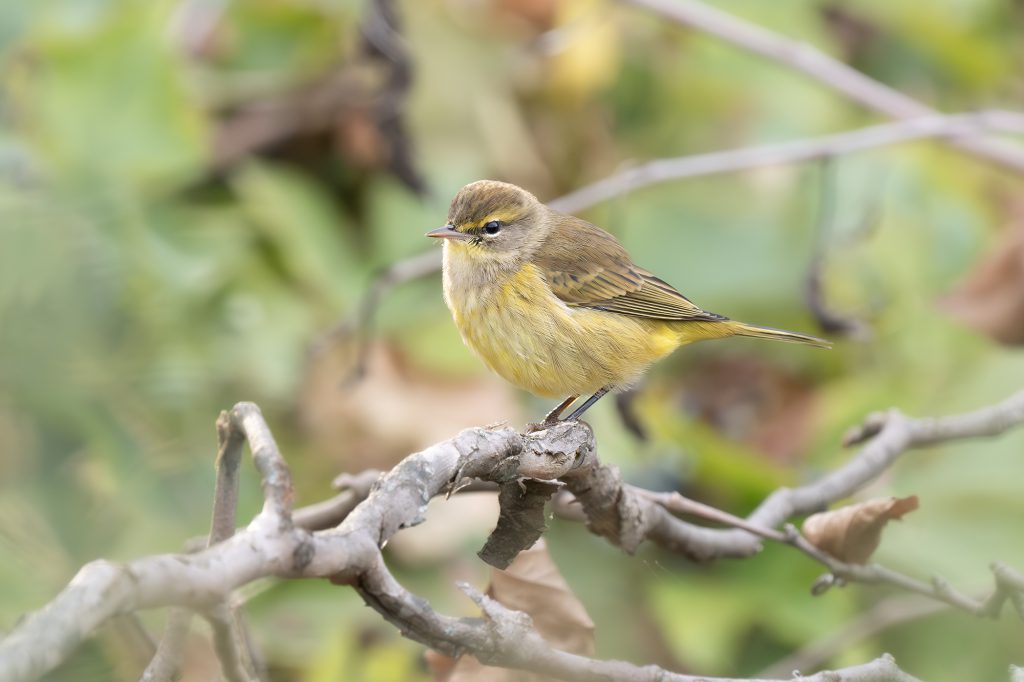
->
xmin=2 ymin=0 xmax=1024 ymax=680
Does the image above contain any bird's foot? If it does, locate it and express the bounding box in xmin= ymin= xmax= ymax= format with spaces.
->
xmin=524 ymin=396 xmax=581 ymax=432
xmin=523 ymin=414 xmax=577 ymax=433
xmin=526 ymin=395 xmax=580 ymax=432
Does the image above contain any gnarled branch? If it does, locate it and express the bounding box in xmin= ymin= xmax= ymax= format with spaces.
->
xmin=4 ymin=392 xmax=1024 ymax=682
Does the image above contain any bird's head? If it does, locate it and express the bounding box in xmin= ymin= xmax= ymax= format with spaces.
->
xmin=427 ymin=180 xmax=549 ymax=262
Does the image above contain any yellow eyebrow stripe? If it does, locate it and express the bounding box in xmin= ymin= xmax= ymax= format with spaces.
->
xmin=472 ymin=212 xmax=517 ymax=228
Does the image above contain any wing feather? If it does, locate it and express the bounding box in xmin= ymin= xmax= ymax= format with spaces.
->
xmin=533 ymin=216 xmax=724 ymax=322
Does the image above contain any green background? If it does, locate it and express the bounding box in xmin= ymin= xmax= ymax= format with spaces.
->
xmin=1 ymin=0 xmax=1023 ymax=679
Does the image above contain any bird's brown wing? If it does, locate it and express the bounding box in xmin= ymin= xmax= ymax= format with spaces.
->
xmin=533 ymin=216 xmax=725 ymax=321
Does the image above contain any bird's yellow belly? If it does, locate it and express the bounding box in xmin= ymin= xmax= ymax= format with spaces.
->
xmin=445 ymin=263 xmax=681 ymax=398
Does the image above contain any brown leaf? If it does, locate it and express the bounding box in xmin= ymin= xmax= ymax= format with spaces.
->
xmin=943 ymin=221 xmax=1024 ymax=345
xmin=432 ymin=540 xmax=595 ymax=681
xmin=802 ymin=496 xmax=919 ymax=564
xmin=478 ymin=480 xmax=561 ymax=569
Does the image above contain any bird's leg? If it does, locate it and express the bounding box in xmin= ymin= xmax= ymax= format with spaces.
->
xmin=543 ymin=395 xmax=579 ymax=424
xmin=564 ymin=387 xmax=611 ymax=421
xmin=524 ymin=395 xmax=579 ymax=433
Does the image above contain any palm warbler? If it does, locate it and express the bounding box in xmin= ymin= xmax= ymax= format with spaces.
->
xmin=428 ymin=180 xmax=830 ymax=422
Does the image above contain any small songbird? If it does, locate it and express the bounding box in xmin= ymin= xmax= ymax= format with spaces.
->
xmin=428 ymin=180 xmax=830 ymax=423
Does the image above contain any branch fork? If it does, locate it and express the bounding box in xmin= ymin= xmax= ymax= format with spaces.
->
xmin=5 ymin=391 xmax=1024 ymax=682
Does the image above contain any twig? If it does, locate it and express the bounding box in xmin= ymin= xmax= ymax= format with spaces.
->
xmin=309 ymin=249 xmax=442 ymax=384
xmin=639 ymin=489 xmax=1024 ymax=622
xmin=358 ymin=552 xmax=923 ymax=681
xmin=620 ymin=0 xmax=1024 ymax=173
xmin=779 ymin=525 xmax=1011 ymax=616
xmin=108 ymin=614 xmax=157 ymax=668
xmin=0 ymin=419 xmax=592 ymax=682
xmin=140 ymin=610 xmax=192 ymax=682
xmin=803 ymin=157 xmax=876 ymax=339
xmin=633 ymin=391 xmax=1024 ymax=620
xmin=716 ymin=389 xmax=1024 ymax=558
xmin=228 ymin=403 xmax=294 ymax=521
xmin=205 ymin=604 xmax=257 ymax=682
xmin=294 ymin=470 xmax=382 ymax=531
xmin=634 ymin=488 xmax=788 ymax=543
xmin=551 ymin=111 xmax=1024 ymax=214
xmin=550 ymin=390 xmax=1024 ymax=564
xmin=7 ymin=393 xmax=1024 ymax=682
xmin=358 ymin=0 xmax=427 ymax=194
xmin=183 ymin=469 xmax=382 ymax=551
xmin=142 ymin=406 xmax=265 ymax=681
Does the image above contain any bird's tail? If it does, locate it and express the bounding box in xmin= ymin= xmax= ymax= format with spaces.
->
xmin=727 ymin=321 xmax=832 ymax=349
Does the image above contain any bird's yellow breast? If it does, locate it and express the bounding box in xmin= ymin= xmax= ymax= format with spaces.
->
xmin=442 ymin=251 xmax=682 ymax=398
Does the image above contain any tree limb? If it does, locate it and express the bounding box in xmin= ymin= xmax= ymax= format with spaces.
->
xmin=551 ymin=111 xmax=1024 ymax=214
xmin=619 ymin=0 xmax=1024 ymax=173
xmin=701 ymin=389 xmax=1024 ymax=559
xmin=5 ymin=392 xmax=1024 ymax=682
xmin=143 ymin=406 xmax=268 ymax=682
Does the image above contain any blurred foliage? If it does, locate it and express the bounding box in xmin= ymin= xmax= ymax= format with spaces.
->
xmin=2 ymin=0 xmax=1024 ymax=680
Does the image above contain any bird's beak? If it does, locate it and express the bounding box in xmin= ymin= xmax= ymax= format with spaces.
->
xmin=426 ymin=225 xmax=472 ymax=241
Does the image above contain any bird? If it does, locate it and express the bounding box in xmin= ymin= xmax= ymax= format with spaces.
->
xmin=427 ymin=180 xmax=830 ymax=424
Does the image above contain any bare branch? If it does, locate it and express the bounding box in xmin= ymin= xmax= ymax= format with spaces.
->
xmin=143 ymin=406 xmax=266 ymax=682
xmin=713 ymin=389 xmax=1024 ymax=558
xmin=293 ymin=470 xmax=381 ymax=531
xmin=140 ymin=610 xmax=191 ymax=682
xmin=633 ymin=487 xmax=1005 ymax=618
xmin=454 ymin=582 xmax=924 ymax=681
xmin=0 ymin=420 xmax=593 ymax=682
xmin=620 ymin=0 xmax=1024 ymax=173
xmin=629 ymin=392 xmax=1024 ymax=622
xmin=204 ymin=604 xmax=257 ymax=682
xmin=357 ymin=553 xmax=923 ymax=682
xmin=228 ymin=402 xmax=294 ymax=522
xmin=780 ymin=526 xmax=1016 ymax=617
xmin=1 ymin=402 xmax=305 ymax=682
xmin=803 ymin=157 xmax=877 ymax=339
xmin=6 ymin=392 xmax=1023 ymax=682
xmin=552 ymin=111 xmax=1024 ymax=214
xmin=309 ymin=249 xmax=442 ymax=384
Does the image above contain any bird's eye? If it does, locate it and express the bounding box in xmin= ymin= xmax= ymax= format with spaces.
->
xmin=483 ymin=220 xmax=502 ymax=235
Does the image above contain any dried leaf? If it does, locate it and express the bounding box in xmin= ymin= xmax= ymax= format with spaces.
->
xmin=478 ymin=480 xmax=560 ymax=569
xmin=802 ymin=496 xmax=919 ymax=564
xmin=943 ymin=221 xmax=1024 ymax=345
xmin=432 ymin=540 xmax=594 ymax=681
